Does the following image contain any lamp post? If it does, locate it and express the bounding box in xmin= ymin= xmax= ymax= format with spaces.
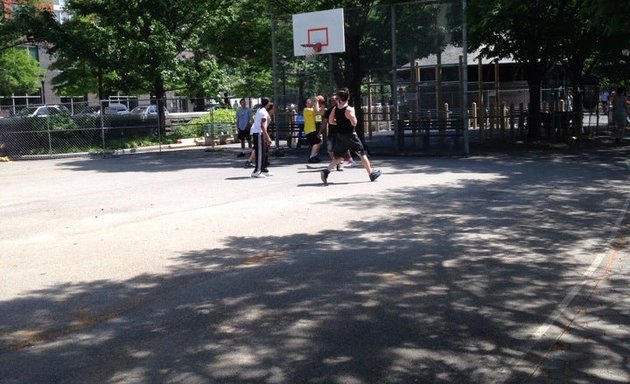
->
xmin=623 ymin=49 xmax=630 ymax=86
xmin=40 ymin=77 xmax=46 ymax=105
xmin=280 ymin=55 xmax=287 ymax=111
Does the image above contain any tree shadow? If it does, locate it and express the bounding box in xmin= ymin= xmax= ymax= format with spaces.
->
xmin=1 ymin=147 xmax=628 ymax=383
xmin=57 ymin=146 xmax=311 ymax=174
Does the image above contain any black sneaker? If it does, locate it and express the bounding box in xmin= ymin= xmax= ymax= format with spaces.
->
xmin=237 ymin=152 xmax=246 ymax=157
xmin=244 ymin=161 xmax=253 ymax=168
xmin=308 ymin=156 xmax=321 ymax=163
xmin=336 ymin=164 xmax=342 ymax=171
xmin=320 ymin=169 xmax=330 ymax=184
xmin=369 ymin=169 xmax=382 ymax=182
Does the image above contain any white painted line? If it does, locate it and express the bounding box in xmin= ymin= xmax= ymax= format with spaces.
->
xmin=495 ymin=159 xmax=630 ymax=383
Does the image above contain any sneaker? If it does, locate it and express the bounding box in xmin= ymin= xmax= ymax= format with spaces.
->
xmin=336 ymin=164 xmax=342 ymax=171
xmin=308 ymin=156 xmax=321 ymax=163
xmin=244 ymin=161 xmax=253 ymax=168
xmin=369 ymin=169 xmax=382 ymax=182
xmin=345 ymin=160 xmax=354 ymax=167
xmin=237 ymin=152 xmax=246 ymax=157
xmin=262 ymin=169 xmax=273 ymax=176
xmin=320 ymin=169 xmax=330 ymax=184
xmin=251 ymin=171 xmax=266 ymax=178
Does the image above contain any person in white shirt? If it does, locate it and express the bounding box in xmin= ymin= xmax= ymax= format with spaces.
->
xmin=250 ymin=98 xmax=274 ymax=177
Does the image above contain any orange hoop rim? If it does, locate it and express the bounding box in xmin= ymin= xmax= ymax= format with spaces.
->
xmin=300 ymin=42 xmax=323 ymax=53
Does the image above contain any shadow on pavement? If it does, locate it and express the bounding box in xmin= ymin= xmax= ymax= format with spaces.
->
xmin=1 ymin=145 xmax=628 ymax=384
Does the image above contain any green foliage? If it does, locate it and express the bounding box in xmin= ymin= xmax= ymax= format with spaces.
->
xmin=0 ymin=49 xmax=42 ymax=96
xmin=176 ymin=109 xmax=237 ymax=138
xmin=0 ymin=0 xmax=44 ymax=52
xmin=47 ymin=14 xmax=119 ymax=98
xmin=28 ymin=115 xmax=79 ymax=133
xmin=467 ymin=0 xmax=630 ymax=139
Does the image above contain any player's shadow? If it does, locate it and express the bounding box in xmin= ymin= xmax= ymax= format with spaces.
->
xmin=297 ymin=181 xmax=372 ymax=187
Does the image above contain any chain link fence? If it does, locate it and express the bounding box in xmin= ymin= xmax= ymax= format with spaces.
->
xmin=0 ymin=99 xmax=240 ymax=159
xmin=270 ymin=1 xmax=611 ymax=155
xmin=1 ymin=1 xmax=613 ymax=159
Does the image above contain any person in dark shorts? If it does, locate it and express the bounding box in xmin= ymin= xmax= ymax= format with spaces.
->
xmin=322 ymin=95 xmax=340 ymax=170
xmin=303 ymin=97 xmax=323 ymax=163
xmin=235 ymin=99 xmax=253 ymax=157
xmin=250 ymin=99 xmax=274 ymax=178
xmin=320 ymin=87 xmax=381 ymax=184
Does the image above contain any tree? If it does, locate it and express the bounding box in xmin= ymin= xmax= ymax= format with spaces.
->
xmin=46 ymin=13 xmax=121 ymax=100
xmin=196 ymin=0 xmax=276 ymax=100
xmin=63 ymin=0 xmax=228 ymax=131
xmin=0 ymin=1 xmax=48 ymax=96
xmin=261 ymin=0 xmax=455 ymax=145
xmin=468 ymin=0 xmax=630 ymax=140
xmin=0 ymin=49 xmax=42 ymax=96
xmin=553 ymin=0 xmax=616 ymax=130
xmin=468 ymin=0 xmax=570 ymax=140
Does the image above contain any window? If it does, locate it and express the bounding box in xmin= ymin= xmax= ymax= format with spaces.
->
xmin=27 ymin=46 xmax=39 ymax=61
xmin=54 ymin=10 xmax=70 ymax=23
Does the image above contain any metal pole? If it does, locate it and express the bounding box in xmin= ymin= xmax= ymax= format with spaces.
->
xmin=271 ymin=16 xmax=280 ymax=148
xmin=462 ymin=0 xmax=469 ymax=156
xmin=391 ymin=5 xmax=399 ymax=153
xmin=40 ymin=79 xmax=46 ymax=105
xmin=282 ymin=59 xmax=287 ymax=111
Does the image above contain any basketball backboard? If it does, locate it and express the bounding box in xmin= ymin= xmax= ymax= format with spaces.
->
xmin=292 ymin=8 xmax=345 ymax=57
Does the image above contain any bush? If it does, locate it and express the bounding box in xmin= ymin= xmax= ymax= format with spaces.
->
xmin=177 ymin=108 xmax=236 ymax=138
xmin=29 ymin=115 xmax=78 ymax=133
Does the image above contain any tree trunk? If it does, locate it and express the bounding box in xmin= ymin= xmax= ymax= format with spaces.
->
xmin=573 ymin=87 xmax=584 ymax=135
xmin=526 ymin=67 xmax=544 ymax=141
xmin=192 ymin=97 xmax=205 ymax=112
xmin=154 ymin=78 xmax=167 ymax=136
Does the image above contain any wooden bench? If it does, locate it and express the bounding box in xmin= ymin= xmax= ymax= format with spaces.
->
xmin=202 ymin=122 xmax=236 ymax=146
xmin=398 ymin=118 xmax=463 ymax=138
xmin=270 ymin=123 xmax=307 ymax=148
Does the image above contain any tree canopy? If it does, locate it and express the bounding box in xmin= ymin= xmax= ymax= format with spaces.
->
xmin=467 ymin=0 xmax=630 ymax=138
xmin=0 ymin=49 xmax=42 ymax=96
xmin=3 ymin=0 xmax=629 ymax=140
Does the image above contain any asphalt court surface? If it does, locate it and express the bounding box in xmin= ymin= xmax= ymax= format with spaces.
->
xmin=1 ymin=144 xmax=628 ymax=383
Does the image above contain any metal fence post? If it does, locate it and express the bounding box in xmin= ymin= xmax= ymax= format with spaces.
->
xmin=46 ymin=113 xmax=52 ymax=155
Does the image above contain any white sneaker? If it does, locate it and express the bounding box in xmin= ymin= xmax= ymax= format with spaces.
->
xmin=345 ymin=161 xmax=354 ymax=167
xmin=251 ymin=171 xmax=266 ymax=178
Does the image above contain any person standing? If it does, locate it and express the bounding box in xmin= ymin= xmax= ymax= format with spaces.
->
xmin=612 ymin=86 xmax=630 ymax=144
xmin=236 ymin=98 xmax=253 ymax=157
xmin=320 ymin=87 xmax=381 ymax=184
xmin=303 ymin=97 xmax=323 ymax=163
xmin=600 ymin=89 xmax=610 ymax=114
xmin=566 ymin=90 xmax=573 ymax=112
xmin=322 ymin=95 xmax=339 ymax=167
xmin=250 ymin=98 xmax=274 ymax=178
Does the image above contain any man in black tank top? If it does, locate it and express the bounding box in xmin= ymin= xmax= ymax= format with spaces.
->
xmin=320 ymin=87 xmax=381 ymax=184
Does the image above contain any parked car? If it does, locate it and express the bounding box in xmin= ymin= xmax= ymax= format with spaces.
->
xmin=129 ymin=105 xmax=169 ymax=116
xmin=16 ymin=105 xmax=72 ymax=118
xmin=76 ymin=104 xmax=129 ymax=117
xmin=74 ymin=106 xmax=101 ymax=117
xmin=205 ymin=103 xmax=222 ymax=111
xmin=107 ymin=102 xmax=129 ymax=114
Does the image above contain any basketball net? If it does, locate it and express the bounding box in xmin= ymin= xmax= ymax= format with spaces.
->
xmin=301 ymin=42 xmax=322 ymax=61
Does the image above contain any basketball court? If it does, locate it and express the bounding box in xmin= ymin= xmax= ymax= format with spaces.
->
xmin=1 ymin=142 xmax=628 ymax=383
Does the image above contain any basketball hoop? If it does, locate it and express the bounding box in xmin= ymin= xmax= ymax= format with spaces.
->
xmin=301 ymin=43 xmax=322 ymax=61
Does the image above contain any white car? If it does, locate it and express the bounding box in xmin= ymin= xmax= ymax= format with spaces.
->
xmin=129 ymin=105 xmax=169 ymax=116
xmin=107 ymin=103 xmax=129 ymax=114
xmin=16 ymin=105 xmax=72 ymax=118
